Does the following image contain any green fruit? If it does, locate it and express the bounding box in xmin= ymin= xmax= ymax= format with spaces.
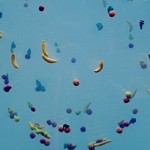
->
xmin=125 ymin=91 xmax=132 ymax=98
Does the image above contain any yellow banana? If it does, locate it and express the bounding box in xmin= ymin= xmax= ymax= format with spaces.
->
xmin=11 ymin=51 xmax=19 ymax=68
xmin=94 ymin=60 xmax=104 ymax=73
xmin=42 ymin=53 xmax=58 ymax=63
xmin=93 ymin=139 xmax=111 ymax=147
xmin=41 ymin=40 xmax=49 ymax=57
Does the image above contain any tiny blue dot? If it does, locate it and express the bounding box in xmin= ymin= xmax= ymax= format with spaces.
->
xmin=128 ymin=43 xmax=134 ymax=48
xmin=71 ymin=58 xmax=76 ymax=63
xmin=80 ymin=126 xmax=86 ymax=132
xmin=0 ymin=12 xmax=3 ymax=18
xmin=46 ymin=120 xmax=52 ymax=125
xmin=11 ymin=41 xmax=16 ymax=49
xmin=66 ymin=108 xmax=72 ymax=114
xmin=96 ymin=23 xmax=103 ymax=30
xmin=24 ymin=3 xmax=29 ymax=8
xmin=4 ymin=79 xmax=9 ymax=85
xmin=30 ymin=132 xmax=36 ymax=139
xmin=35 ymin=86 xmax=40 ymax=92
xmin=119 ymin=123 xmax=124 ymax=128
xmin=25 ymin=54 xmax=31 ymax=59
xmin=1 ymin=74 xmax=7 ymax=80
xmin=51 ymin=121 xmax=57 ymax=128
xmin=141 ymin=63 xmax=147 ymax=69
xmin=132 ymin=108 xmax=138 ymax=114
xmin=86 ymin=108 xmax=92 ymax=115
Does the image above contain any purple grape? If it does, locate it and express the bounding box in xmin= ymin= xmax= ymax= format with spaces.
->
xmin=80 ymin=126 xmax=86 ymax=132
xmin=4 ymin=79 xmax=9 ymax=85
xmin=39 ymin=6 xmax=45 ymax=11
xmin=128 ymin=43 xmax=134 ymax=48
xmin=25 ymin=54 xmax=30 ymax=59
xmin=51 ymin=121 xmax=57 ymax=128
xmin=129 ymin=118 xmax=136 ymax=124
xmin=30 ymin=132 xmax=36 ymax=139
xmin=96 ymin=139 xmax=103 ymax=143
xmin=86 ymin=108 xmax=92 ymax=115
xmin=71 ymin=58 xmax=76 ymax=63
xmin=141 ymin=63 xmax=147 ymax=69
xmin=40 ymin=138 xmax=46 ymax=144
xmin=66 ymin=108 xmax=72 ymax=114
xmin=46 ymin=120 xmax=52 ymax=125
xmin=44 ymin=140 xmax=50 ymax=146
xmin=119 ymin=123 xmax=124 ymax=128
xmin=1 ymin=74 xmax=7 ymax=80
xmin=31 ymin=107 xmax=36 ymax=112
xmin=3 ymin=85 xmax=12 ymax=92
xmin=9 ymin=112 xmax=14 ymax=119
xmin=132 ymin=108 xmax=138 ymax=114
xmin=24 ymin=3 xmax=29 ymax=8
xmin=35 ymin=86 xmax=40 ymax=92
xmin=0 ymin=12 xmax=2 ymax=18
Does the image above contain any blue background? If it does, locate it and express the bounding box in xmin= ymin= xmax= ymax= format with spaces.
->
xmin=0 ymin=0 xmax=150 ymax=149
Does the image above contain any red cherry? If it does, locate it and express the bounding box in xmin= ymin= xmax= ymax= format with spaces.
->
xmin=31 ymin=107 xmax=36 ymax=112
xmin=39 ymin=5 xmax=45 ymax=11
xmin=44 ymin=140 xmax=50 ymax=146
xmin=108 ymin=10 xmax=116 ymax=17
xmin=73 ymin=79 xmax=80 ymax=86
xmin=116 ymin=127 xmax=123 ymax=134
xmin=64 ymin=127 xmax=71 ymax=133
xmin=123 ymin=97 xmax=130 ymax=103
xmin=123 ymin=121 xmax=129 ymax=127
xmin=88 ymin=144 xmax=95 ymax=150
xmin=58 ymin=126 xmax=64 ymax=132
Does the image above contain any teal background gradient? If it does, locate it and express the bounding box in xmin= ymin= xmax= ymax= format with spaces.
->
xmin=0 ymin=0 xmax=150 ymax=149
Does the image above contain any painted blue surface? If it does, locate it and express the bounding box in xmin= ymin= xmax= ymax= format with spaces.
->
xmin=0 ymin=0 xmax=150 ymax=150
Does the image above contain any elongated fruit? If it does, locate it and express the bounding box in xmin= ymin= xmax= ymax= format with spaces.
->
xmin=11 ymin=51 xmax=19 ymax=68
xmin=42 ymin=53 xmax=57 ymax=63
xmin=94 ymin=60 xmax=104 ymax=73
xmin=41 ymin=40 xmax=49 ymax=57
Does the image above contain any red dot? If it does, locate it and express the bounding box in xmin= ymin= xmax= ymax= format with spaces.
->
xmin=88 ymin=144 xmax=95 ymax=150
xmin=3 ymin=85 xmax=12 ymax=92
xmin=123 ymin=97 xmax=130 ymax=103
xmin=123 ymin=121 xmax=129 ymax=127
xmin=31 ymin=107 xmax=36 ymax=112
xmin=64 ymin=127 xmax=71 ymax=133
xmin=73 ymin=79 xmax=80 ymax=86
xmin=108 ymin=10 xmax=116 ymax=17
xmin=58 ymin=125 xmax=64 ymax=132
xmin=44 ymin=140 xmax=50 ymax=146
xmin=116 ymin=127 xmax=123 ymax=134
xmin=39 ymin=5 xmax=45 ymax=11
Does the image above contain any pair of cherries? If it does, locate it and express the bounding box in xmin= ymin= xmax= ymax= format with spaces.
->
xmin=123 ymin=91 xmax=132 ymax=103
xmin=58 ymin=124 xmax=71 ymax=133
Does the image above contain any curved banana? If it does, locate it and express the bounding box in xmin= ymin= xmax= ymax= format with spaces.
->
xmin=42 ymin=53 xmax=58 ymax=63
xmin=94 ymin=60 xmax=104 ymax=73
xmin=41 ymin=40 xmax=49 ymax=57
xmin=93 ymin=139 xmax=111 ymax=147
xmin=11 ymin=51 xmax=19 ymax=68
